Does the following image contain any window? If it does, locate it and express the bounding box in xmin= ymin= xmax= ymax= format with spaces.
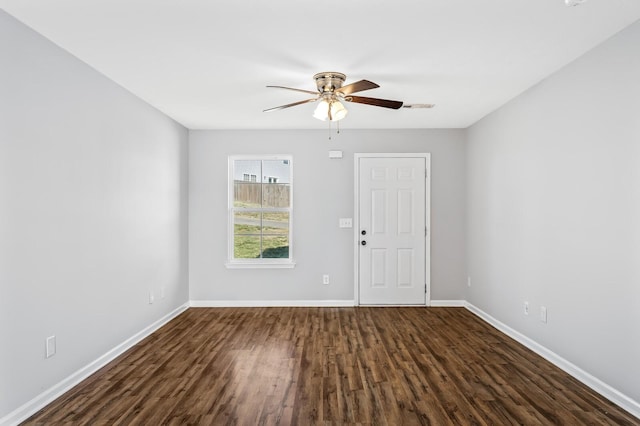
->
xmin=227 ymin=155 xmax=294 ymax=268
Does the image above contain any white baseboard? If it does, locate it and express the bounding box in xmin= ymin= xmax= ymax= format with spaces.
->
xmin=190 ymin=299 xmax=356 ymax=307
xmin=464 ymin=302 xmax=640 ymax=420
xmin=0 ymin=303 xmax=189 ymax=426
xmin=190 ymin=300 xmax=467 ymax=308
xmin=430 ymin=299 xmax=466 ymax=307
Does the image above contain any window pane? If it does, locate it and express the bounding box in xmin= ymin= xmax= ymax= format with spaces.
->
xmin=234 ymin=235 xmax=262 ymax=258
xmin=262 ymin=183 xmax=290 ymax=208
xmin=262 ymin=211 xmax=289 ymax=234
xmin=261 ymin=235 xmax=289 ymax=258
xmin=234 ymin=183 xmax=262 ymax=208
xmin=234 ymin=211 xmax=261 ymax=234
xmin=262 ymin=160 xmax=290 ymax=184
xmin=234 ymin=160 xmax=262 ymax=207
xmin=234 ymin=160 xmax=262 ymax=183
xmin=262 ymin=160 xmax=290 ymax=208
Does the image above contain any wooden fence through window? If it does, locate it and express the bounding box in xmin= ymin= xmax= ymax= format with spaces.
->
xmin=234 ymin=182 xmax=290 ymax=208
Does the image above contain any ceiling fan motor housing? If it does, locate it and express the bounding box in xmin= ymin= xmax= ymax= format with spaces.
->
xmin=314 ymin=72 xmax=346 ymax=93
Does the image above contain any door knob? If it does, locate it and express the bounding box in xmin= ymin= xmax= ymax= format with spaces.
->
xmin=361 ymin=230 xmax=367 ymax=235
xmin=361 ymin=240 xmax=367 ymax=246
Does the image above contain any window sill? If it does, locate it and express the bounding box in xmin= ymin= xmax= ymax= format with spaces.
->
xmin=225 ymin=261 xmax=296 ymax=269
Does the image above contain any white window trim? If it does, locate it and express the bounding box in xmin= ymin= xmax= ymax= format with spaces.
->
xmin=226 ymin=155 xmax=295 ymax=269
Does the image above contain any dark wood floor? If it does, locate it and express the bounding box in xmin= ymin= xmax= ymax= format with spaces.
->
xmin=23 ymin=307 xmax=638 ymax=425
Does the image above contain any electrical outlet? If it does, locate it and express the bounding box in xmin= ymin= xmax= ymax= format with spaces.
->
xmin=540 ymin=306 xmax=547 ymax=323
xmin=322 ymin=274 xmax=330 ymax=285
xmin=149 ymin=291 xmax=154 ymax=304
xmin=46 ymin=336 xmax=56 ymax=358
xmin=524 ymin=301 xmax=529 ymax=315
xmin=467 ymin=276 xmax=471 ymax=287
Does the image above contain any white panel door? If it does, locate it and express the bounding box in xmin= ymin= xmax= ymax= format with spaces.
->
xmin=358 ymin=156 xmax=428 ymax=305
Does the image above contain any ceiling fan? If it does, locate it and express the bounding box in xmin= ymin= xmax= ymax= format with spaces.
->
xmin=263 ymin=72 xmax=405 ymax=122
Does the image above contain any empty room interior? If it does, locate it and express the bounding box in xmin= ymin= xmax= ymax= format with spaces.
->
xmin=1 ymin=1 xmax=639 ymax=424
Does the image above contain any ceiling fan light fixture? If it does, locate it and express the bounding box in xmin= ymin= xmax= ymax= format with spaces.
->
xmin=313 ymin=99 xmax=348 ymax=121
xmin=330 ymin=100 xmax=348 ymax=121
xmin=312 ymin=99 xmax=329 ymax=120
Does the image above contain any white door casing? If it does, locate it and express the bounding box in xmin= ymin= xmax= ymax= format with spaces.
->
xmin=355 ymin=154 xmax=431 ymax=305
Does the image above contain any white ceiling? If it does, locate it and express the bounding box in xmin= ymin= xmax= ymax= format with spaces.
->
xmin=2 ymin=1 xmax=640 ymax=130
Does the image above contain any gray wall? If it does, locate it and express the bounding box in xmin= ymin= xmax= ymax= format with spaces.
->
xmin=4 ymin=2 xmax=638 ymax=419
xmin=466 ymin=21 xmax=640 ymax=402
xmin=189 ymin=129 xmax=467 ymax=302
xmin=0 ymin=11 xmax=189 ymax=418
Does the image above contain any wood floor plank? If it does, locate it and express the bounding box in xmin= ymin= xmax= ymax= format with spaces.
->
xmin=22 ymin=307 xmax=639 ymax=425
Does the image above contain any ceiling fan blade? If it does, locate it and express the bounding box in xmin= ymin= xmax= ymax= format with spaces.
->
xmin=263 ymin=97 xmax=319 ymax=113
xmin=336 ymin=79 xmax=380 ymax=95
xmin=345 ymin=95 xmax=403 ymax=109
xmin=403 ymin=103 xmax=435 ymax=109
xmin=266 ymin=85 xmax=319 ymax=95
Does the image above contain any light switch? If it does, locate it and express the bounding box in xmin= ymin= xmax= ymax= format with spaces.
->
xmin=339 ymin=218 xmax=353 ymax=228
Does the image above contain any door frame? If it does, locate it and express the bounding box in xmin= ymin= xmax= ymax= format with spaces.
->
xmin=353 ymin=153 xmax=431 ymax=306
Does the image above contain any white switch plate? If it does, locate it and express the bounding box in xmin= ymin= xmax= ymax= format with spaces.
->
xmin=46 ymin=335 xmax=56 ymax=358
xmin=339 ymin=218 xmax=353 ymax=228
xmin=329 ymin=150 xmax=343 ymax=159
xmin=149 ymin=291 xmax=154 ymax=304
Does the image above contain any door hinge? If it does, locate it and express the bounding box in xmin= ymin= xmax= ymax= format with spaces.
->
xmin=425 ymin=169 xmax=428 ymax=178
xmin=425 ymin=226 xmax=428 ymax=236
xmin=425 ymin=284 xmax=427 ymax=294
